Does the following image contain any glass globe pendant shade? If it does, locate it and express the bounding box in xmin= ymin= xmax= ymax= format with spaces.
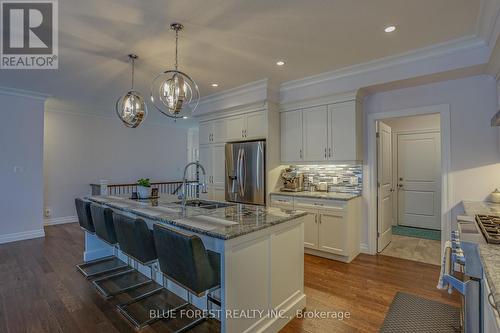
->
xmin=151 ymin=69 xmax=199 ymax=119
xmin=116 ymin=90 xmax=147 ymax=128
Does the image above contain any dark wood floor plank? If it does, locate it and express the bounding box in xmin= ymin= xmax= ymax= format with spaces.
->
xmin=0 ymin=223 xmax=459 ymax=333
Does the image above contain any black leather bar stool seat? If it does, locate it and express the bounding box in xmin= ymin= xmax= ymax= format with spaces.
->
xmin=150 ymin=224 xmax=221 ymax=333
xmin=75 ymin=198 xmax=127 ymax=279
xmin=92 ymin=214 xmax=162 ymax=301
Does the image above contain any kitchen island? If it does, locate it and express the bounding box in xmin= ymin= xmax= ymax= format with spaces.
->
xmin=85 ymin=195 xmax=307 ymax=333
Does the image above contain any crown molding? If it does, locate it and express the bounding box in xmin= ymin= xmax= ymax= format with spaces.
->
xmin=476 ymin=0 xmax=500 ymax=49
xmin=0 ymin=86 xmax=49 ymax=101
xmin=281 ymin=36 xmax=485 ymax=94
xmin=196 ymin=79 xmax=279 ymax=116
xmin=280 ymin=90 xmax=358 ymax=112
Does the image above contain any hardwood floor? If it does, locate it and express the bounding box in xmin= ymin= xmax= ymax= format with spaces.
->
xmin=0 ymin=223 xmax=460 ymax=333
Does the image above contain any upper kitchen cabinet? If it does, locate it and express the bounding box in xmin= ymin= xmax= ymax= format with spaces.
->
xmin=225 ymin=111 xmax=267 ymax=142
xmin=328 ymin=101 xmax=363 ymax=161
xmin=303 ymin=106 xmax=328 ymax=161
xmin=199 ymin=119 xmax=226 ymax=145
xmin=280 ymin=98 xmax=362 ymax=163
xmin=281 ymin=109 xmax=303 ymax=162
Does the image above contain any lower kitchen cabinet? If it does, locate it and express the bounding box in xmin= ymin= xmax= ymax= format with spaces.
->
xmin=200 ymin=186 xmax=225 ymax=201
xmin=270 ymin=194 xmax=361 ymax=262
xmin=304 ymin=212 xmax=319 ymax=249
xmin=318 ymin=210 xmax=347 ymax=255
xmin=482 ymin=273 xmax=500 ymax=333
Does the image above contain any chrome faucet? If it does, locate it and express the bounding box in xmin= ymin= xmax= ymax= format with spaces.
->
xmin=179 ymin=161 xmax=208 ymax=207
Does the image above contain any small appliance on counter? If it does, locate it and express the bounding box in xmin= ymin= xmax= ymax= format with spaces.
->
xmin=489 ymin=188 xmax=500 ymax=203
xmin=280 ymin=166 xmax=304 ymax=192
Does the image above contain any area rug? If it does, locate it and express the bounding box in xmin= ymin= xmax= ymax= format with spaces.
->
xmin=379 ymin=292 xmax=461 ymax=333
xmin=392 ymin=225 xmax=441 ymax=241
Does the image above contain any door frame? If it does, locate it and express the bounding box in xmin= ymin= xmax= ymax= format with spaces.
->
xmin=366 ymin=104 xmax=451 ymax=255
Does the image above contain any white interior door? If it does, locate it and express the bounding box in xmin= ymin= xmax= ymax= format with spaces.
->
xmin=397 ymin=132 xmax=441 ymax=230
xmin=377 ymin=121 xmax=393 ymax=252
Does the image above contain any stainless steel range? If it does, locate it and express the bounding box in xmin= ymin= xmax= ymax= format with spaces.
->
xmin=475 ymin=215 xmax=500 ymax=244
xmin=444 ymin=214 xmax=498 ymax=333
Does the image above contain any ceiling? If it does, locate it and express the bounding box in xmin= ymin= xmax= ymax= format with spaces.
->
xmin=0 ymin=0 xmax=480 ymax=120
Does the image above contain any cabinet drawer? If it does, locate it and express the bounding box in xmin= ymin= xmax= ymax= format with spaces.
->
xmin=270 ymin=194 xmax=294 ymax=208
xmin=294 ymin=197 xmax=346 ymax=210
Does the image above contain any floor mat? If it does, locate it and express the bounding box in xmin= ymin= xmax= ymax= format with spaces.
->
xmin=392 ymin=225 xmax=441 ymax=241
xmin=380 ymin=292 xmax=461 ymax=333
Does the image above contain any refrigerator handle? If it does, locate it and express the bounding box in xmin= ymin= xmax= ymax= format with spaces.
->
xmin=241 ymin=149 xmax=246 ymax=195
xmin=256 ymin=143 xmax=263 ymax=190
xmin=237 ymin=148 xmax=244 ymax=197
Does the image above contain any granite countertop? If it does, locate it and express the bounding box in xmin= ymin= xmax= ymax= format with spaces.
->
xmin=87 ymin=195 xmax=307 ymax=240
xmin=271 ymin=191 xmax=361 ymax=201
xmin=462 ymin=201 xmax=500 ymax=313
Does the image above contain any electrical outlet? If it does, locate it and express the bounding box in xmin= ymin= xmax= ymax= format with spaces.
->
xmin=44 ymin=207 xmax=51 ymax=218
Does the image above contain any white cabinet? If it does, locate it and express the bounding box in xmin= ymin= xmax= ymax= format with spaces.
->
xmin=199 ymin=145 xmax=225 ymax=187
xmin=318 ymin=210 xmax=347 ymax=255
xmin=226 ymin=111 xmax=267 ymax=141
xmin=226 ymin=115 xmax=246 ymax=141
xmin=273 ymin=195 xmax=361 ymax=263
xmin=303 ymin=106 xmax=328 ymax=161
xmin=198 ymin=146 xmax=213 ymax=183
xmin=199 ymin=119 xmax=226 ymax=145
xmin=280 ymin=110 xmax=303 ymax=162
xmin=280 ymin=100 xmax=362 ymax=163
xmin=329 ymin=101 xmax=362 ymax=161
xmin=303 ymin=212 xmax=319 ymax=249
xmin=212 ymin=145 xmax=225 ymax=187
xmin=246 ymin=111 xmax=267 ymax=139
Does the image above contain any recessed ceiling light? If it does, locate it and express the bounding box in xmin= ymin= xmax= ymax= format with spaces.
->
xmin=384 ymin=25 xmax=396 ymax=33
xmin=211 ymin=83 xmax=219 ymax=87
xmin=276 ymin=60 xmax=286 ymax=66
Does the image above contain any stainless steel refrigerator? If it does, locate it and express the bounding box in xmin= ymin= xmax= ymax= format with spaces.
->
xmin=225 ymin=140 xmax=266 ymax=205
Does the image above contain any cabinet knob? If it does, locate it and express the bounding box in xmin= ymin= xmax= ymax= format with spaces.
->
xmin=324 ymin=148 xmax=327 ymax=158
xmin=328 ymin=148 xmax=332 ymax=158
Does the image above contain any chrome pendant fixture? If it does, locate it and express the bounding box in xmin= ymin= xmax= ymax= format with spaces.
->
xmin=151 ymin=23 xmax=199 ymax=120
xmin=116 ymin=54 xmax=147 ymax=128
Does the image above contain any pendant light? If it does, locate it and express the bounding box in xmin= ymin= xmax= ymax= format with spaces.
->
xmin=151 ymin=23 xmax=200 ymax=120
xmin=116 ymin=54 xmax=147 ymax=128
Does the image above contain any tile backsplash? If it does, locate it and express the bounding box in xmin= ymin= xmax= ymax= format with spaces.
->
xmin=288 ymin=164 xmax=363 ymax=194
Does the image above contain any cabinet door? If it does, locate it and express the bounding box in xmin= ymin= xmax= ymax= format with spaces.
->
xmin=212 ymin=119 xmax=227 ymax=143
xmin=225 ymin=115 xmax=246 ymax=141
xmin=303 ymin=106 xmax=328 ymax=161
xmin=304 ymin=212 xmax=319 ymax=249
xmin=213 ymin=187 xmax=226 ymax=201
xmin=246 ymin=111 xmax=267 ymax=139
xmin=318 ymin=211 xmax=346 ymax=255
xmin=200 ymin=186 xmax=213 ymax=200
xmin=199 ymin=122 xmax=212 ymax=145
xmin=329 ymin=101 xmax=357 ymax=161
xmin=198 ymin=146 xmax=213 ymax=184
xmin=212 ymin=145 xmax=225 ymax=187
xmin=280 ymin=110 xmax=303 ymax=162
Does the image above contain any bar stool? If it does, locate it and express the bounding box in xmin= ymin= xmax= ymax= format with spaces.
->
xmin=92 ymin=213 xmax=161 ymax=300
xmin=75 ymin=198 xmax=124 ymax=279
xmin=89 ymin=204 xmax=129 ymax=272
xmin=152 ymin=224 xmax=221 ymax=332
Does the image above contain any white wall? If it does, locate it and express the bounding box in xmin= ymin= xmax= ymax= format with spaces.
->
xmin=383 ymin=113 xmax=440 ymax=132
xmin=364 ymin=75 xmax=499 ymax=245
xmin=44 ymin=110 xmax=190 ymax=221
xmin=0 ymin=92 xmax=46 ymax=242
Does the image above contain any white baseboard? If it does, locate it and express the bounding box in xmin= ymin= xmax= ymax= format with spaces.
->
xmin=0 ymin=228 xmax=45 ymax=244
xmin=44 ymin=215 xmax=78 ymax=226
xmin=360 ymin=242 xmax=370 ymax=254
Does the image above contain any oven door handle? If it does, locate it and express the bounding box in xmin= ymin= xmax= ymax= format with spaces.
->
xmin=443 ymin=246 xmax=467 ymax=295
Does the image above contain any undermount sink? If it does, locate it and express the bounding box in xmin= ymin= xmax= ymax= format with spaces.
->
xmin=174 ymin=200 xmax=235 ymax=210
